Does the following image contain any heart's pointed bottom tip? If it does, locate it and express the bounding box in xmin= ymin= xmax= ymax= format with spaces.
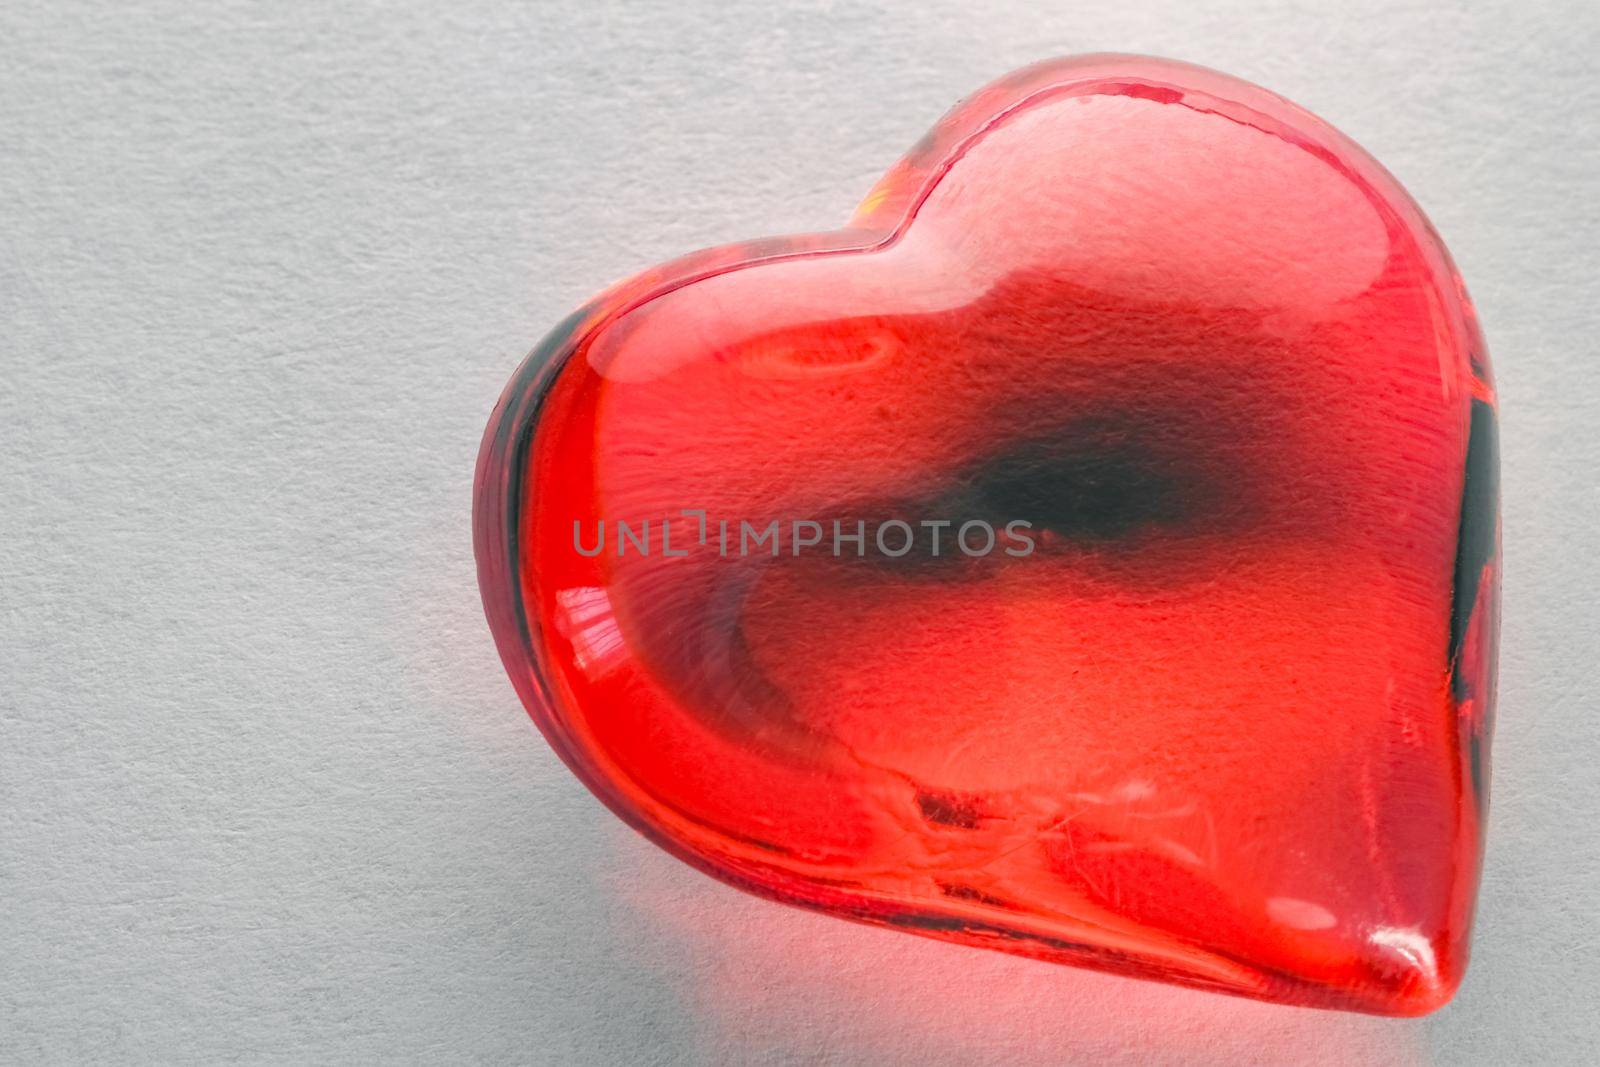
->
xmin=1238 ymin=912 xmax=1465 ymax=1015
xmin=1353 ymin=928 xmax=1465 ymax=1017
xmin=1256 ymin=933 xmax=1463 ymax=1017
xmin=875 ymin=899 xmax=1466 ymax=1016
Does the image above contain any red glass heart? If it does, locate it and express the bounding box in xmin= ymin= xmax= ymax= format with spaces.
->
xmin=475 ymin=54 xmax=1499 ymax=1016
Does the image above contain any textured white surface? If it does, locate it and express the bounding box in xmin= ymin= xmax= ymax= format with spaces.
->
xmin=3 ymin=2 xmax=1597 ymax=1063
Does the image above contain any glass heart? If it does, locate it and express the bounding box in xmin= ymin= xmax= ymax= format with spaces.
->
xmin=475 ymin=54 xmax=1499 ymax=1016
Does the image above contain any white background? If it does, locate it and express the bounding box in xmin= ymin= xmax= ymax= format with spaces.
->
xmin=4 ymin=2 xmax=1597 ymax=1063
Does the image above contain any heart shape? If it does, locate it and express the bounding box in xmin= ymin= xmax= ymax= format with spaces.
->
xmin=475 ymin=54 xmax=1498 ymax=1016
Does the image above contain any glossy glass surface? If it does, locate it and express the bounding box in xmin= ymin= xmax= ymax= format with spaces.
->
xmin=475 ymin=54 xmax=1499 ymax=1015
